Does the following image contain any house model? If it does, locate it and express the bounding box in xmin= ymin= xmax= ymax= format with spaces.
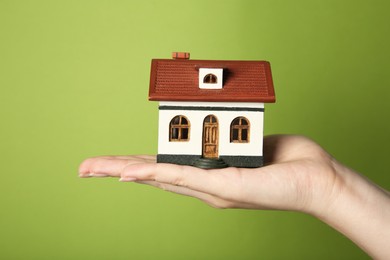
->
xmin=148 ymin=52 xmax=275 ymax=169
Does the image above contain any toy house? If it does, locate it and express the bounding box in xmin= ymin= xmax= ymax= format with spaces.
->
xmin=148 ymin=52 xmax=275 ymax=168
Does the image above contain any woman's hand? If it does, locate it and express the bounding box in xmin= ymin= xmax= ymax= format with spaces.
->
xmin=79 ymin=135 xmax=390 ymax=259
xmin=78 ymin=135 xmax=341 ymax=214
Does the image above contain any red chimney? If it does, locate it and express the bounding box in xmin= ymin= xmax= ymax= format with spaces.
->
xmin=172 ymin=52 xmax=190 ymax=59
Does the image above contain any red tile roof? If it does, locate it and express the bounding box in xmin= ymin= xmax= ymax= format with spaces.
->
xmin=149 ymin=58 xmax=275 ymax=103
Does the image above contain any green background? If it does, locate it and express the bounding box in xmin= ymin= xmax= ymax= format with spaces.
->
xmin=1 ymin=0 xmax=389 ymax=259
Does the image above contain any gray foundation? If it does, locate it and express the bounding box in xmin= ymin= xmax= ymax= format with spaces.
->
xmin=220 ymin=155 xmax=263 ymax=168
xmin=157 ymin=154 xmax=263 ymax=168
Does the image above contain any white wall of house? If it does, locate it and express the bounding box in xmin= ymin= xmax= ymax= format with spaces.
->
xmin=158 ymin=101 xmax=264 ymax=156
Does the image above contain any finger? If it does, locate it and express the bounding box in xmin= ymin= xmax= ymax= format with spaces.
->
xmin=264 ymin=135 xmax=328 ymax=164
xmin=135 ymin=180 xmax=231 ymax=208
xmin=133 ymin=180 xmax=256 ymax=209
xmin=120 ymin=162 xmax=251 ymax=202
xmin=263 ymin=135 xmax=300 ymax=164
xmin=100 ymin=155 xmax=156 ymax=161
xmin=121 ymin=161 xmax=307 ymax=211
xmin=78 ymin=156 xmax=154 ymax=177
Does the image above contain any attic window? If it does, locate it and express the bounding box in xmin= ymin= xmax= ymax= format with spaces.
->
xmin=203 ymin=74 xmax=217 ymax=84
xmin=199 ymin=68 xmax=223 ymax=89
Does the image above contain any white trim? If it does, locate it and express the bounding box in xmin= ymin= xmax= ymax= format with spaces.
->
xmin=159 ymin=101 xmax=264 ymax=109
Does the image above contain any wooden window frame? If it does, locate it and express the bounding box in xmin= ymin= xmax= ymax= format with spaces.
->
xmin=230 ymin=117 xmax=250 ymax=143
xmin=169 ymin=115 xmax=190 ymax=142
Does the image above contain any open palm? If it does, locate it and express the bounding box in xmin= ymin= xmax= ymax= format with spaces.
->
xmin=79 ymin=135 xmax=341 ymax=214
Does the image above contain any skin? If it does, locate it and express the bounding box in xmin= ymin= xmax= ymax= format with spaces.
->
xmin=79 ymin=135 xmax=390 ymax=259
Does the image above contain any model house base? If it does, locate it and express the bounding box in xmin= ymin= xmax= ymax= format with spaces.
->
xmin=157 ymin=154 xmax=263 ymax=168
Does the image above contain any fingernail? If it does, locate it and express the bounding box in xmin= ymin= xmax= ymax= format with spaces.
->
xmin=119 ymin=177 xmax=137 ymax=182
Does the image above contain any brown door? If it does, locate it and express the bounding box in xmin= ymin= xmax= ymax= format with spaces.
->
xmin=202 ymin=115 xmax=219 ymax=158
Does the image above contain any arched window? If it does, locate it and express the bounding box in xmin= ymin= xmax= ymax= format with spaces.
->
xmin=230 ymin=117 xmax=250 ymax=143
xmin=203 ymin=74 xmax=217 ymax=84
xmin=169 ymin=115 xmax=190 ymax=141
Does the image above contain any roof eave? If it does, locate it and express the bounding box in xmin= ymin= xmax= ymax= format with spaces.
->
xmin=148 ymin=95 xmax=276 ymax=103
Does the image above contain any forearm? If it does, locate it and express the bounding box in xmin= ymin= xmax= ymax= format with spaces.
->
xmin=314 ymin=162 xmax=390 ymax=259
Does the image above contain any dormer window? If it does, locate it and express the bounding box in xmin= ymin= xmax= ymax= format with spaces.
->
xmin=199 ymin=68 xmax=223 ymax=89
xmin=204 ymin=74 xmax=217 ymax=84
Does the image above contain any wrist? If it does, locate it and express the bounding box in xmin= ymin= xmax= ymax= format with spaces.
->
xmin=310 ymin=160 xmax=390 ymax=259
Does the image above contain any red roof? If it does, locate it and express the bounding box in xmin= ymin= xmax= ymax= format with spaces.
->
xmin=148 ymin=58 xmax=275 ymax=103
